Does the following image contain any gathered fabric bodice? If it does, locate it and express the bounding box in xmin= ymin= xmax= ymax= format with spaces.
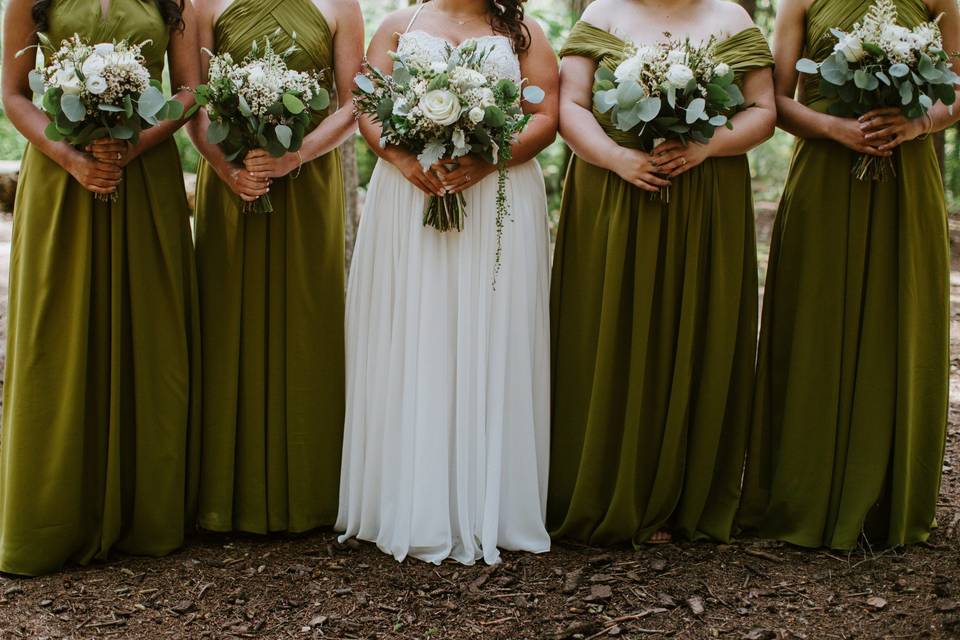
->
xmin=560 ymin=21 xmax=773 ymax=150
xmin=397 ymin=30 xmax=522 ymax=83
xmin=44 ymin=0 xmax=170 ymax=80
xmin=802 ymin=0 xmax=931 ymax=110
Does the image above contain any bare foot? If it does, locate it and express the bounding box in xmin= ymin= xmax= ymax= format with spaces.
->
xmin=648 ymin=530 xmax=672 ymax=544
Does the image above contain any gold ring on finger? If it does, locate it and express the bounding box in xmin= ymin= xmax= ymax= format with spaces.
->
xmin=680 ymin=157 xmax=688 ymax=166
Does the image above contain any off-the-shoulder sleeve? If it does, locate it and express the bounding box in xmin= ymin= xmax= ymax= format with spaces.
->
xmin=712 ymin=26 xmax=774 ymax=75
xmin=559 ymin=20 xmax=629 ymax=63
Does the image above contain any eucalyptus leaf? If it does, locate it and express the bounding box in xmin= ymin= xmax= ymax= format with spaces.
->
xmin=637 ymin=96 xmax=662 ymax=122
xmin=28 ymin=69 xmax=46 ymax=95
xmin=708 ymin=114 xmax=727 ymax=126
xmin=354 ymin=73 xmax=375 ymax=94
xmin=309 ymin=88 xmax=330 ymax=111
xmin=523 ymin=85 xmax=545 ymax=104
xmin=237 ymin=95 xmax=253 ymax=117
xmin=207 ymin=120 xmax=230 ymax=145
xmin=889 ymin=63 xmax=910 ymax=78
xmin=899 ymin=81 xmax=914 ymax=105
xmin=795 ymin=58 xmax=819 ymax=74
xmin=60 ymin=93 xmax=86 ymax=122
xmin=275 ymin=123 xmax=293 ymax=148
xmin=593 ymin=89 xmax=618 ymax=113
xmin=282 ymin=93 xmax=306 ymax=115
xmin=108 ymin=124 xmax=134 ymax=140
xmin=685 ymin=97 xmax=706 ymax=124
xmin=137 ymin=85 xmax=165 ymax=118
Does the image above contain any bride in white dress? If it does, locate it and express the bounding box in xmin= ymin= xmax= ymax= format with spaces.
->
xmin=336 ymin=0 xmax=559 ymax=565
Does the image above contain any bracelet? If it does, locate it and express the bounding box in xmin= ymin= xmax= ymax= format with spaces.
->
xmin=918 ymin=113 xmax=934 ymax=140
xmin=293 ymin=151 xmax=304 ymax=179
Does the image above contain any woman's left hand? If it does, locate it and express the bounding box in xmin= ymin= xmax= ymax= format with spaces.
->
xmin=243 ymin=149 xmax=301 ymax=179
xmin=86 ymin=138 xmax=135 ymax=167
xmin=432 ymin=154 xmax=498 ymax=194
xmin=650 ymin=139 xmax=713 ymax=178
xmin=860 ymin=107 xmax=926 ymax=151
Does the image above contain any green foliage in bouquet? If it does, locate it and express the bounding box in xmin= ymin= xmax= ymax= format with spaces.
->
xmin=192 ymin=36 xmax=330 ymax=212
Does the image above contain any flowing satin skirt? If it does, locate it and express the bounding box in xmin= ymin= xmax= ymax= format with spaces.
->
xmin=336 ymin=159 xmax=552 ymax=565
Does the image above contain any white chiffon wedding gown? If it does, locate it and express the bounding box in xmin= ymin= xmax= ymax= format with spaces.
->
xmin=336 ymin=19 xmax=552 ymax=566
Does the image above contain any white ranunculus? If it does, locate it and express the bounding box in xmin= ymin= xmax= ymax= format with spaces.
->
xmin=666 ymin=49 xmax=687 ymax=65
xmin=94 ymin=43 xmax=115 ymax=56
xmin=614 ymin=55 xmax=645 ymax=83
xmin=833 ymin=33 xmax=866 ymax=62
xmin=56 ymin=69 xmax=82 ymax=94
xmin=418 ymin=89 xmax=462 ymax=126
xmin=468 ymin=106 xmax=485 ymax=124
xmin=713 ymin=62 xmax=731 ymax=78
xmin=665 ymin=63 xmax=694 ymax=89
xmin=81 ymin=53 xmax=107 ymax=77
xmin=477 ymin=87 xmax=495 ymax=107
xmin=85 ymin=75 xmax=108 ymax=95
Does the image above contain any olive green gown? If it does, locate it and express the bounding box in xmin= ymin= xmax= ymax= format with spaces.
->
xmin=194 ymin=0 xmax=345 ymax=534
xmin=738 ymin=0 xmax=949 ymax=550
xmin=548 ymin=23 xmax=773 ymax=546
xmin=0 ymin=0 xmax=201 ymax=576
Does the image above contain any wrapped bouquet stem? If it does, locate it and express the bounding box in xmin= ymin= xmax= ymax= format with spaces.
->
xmin=354 ymin=39 xmax=544 ymax=276
xmin=193 ymin=36 xmax=330 ymax=213
xmin=796 ymin=0 xmax=960 ymax=180
xmin=23 ymin=33 xmax=184 ymax=200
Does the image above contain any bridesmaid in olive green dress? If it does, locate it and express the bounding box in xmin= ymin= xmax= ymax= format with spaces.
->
xmin=739 ymin=0 xmax=957 ymax=550
xmin=548 ymin=0 xmax=775 ymax=546
xmin=0 ymin=0 xmax=201 ymax=575
xmin=189 ymin=0 xmax=362 ymax=534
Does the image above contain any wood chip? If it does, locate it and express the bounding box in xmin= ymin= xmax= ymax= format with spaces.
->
xmin=687 ymin=596 xmax=705 ymax=616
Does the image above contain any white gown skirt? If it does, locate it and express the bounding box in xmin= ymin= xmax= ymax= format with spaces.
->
xmin=336 ymin=158 xmax=552 ymax=565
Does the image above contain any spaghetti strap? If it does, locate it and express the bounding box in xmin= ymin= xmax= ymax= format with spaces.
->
xmin=404 ymin=2 xmax=427 ymax=33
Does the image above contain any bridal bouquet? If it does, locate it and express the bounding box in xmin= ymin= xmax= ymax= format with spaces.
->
xmin=25 ymin=34 xmax=183 ymax=199
xmin=354 ymin=40 xmax=544 ymax=274
xmin=796 ymin=0 xmax=960 ymax=180
xmin=593 ymin=35 xmax=745 ymax=200
xmin=193 ymin=37 xmax=331 ymax=213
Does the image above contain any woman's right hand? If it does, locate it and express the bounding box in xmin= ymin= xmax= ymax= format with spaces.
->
xmin=217 ymin=163 xmax=271 ymax=202
xmin=827 ymin=116 xmax=892 ymax=157
xmin=391 ymin=152 xmax=446 ymax=197
xmin=609 ymin=147 xmax=671 ymax=193
xmin=65 ymin=150 xmax=123 ymax=195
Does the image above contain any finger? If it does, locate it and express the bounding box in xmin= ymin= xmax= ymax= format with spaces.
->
xmin=88 ymin=179 xmax=119 ymax=190
xmin=422 ymin=171 xmax=446 ymax=195
xmin=93 ymin=169 xmax=123 ymax=181
xmin=652 ymin=141 xmax=683 ymax=155
xmin=441 ymin=168 xmax=471 ymax=184
xmin=413 ymin=176 xmax=436 ymax=196
xmin=864 ymin=126 xmax=902 ymax=141
xmin=876 ymin=135 xmax=904 ymax=152
xmin=657 ymin=157 xmax=688 ymax=175
xmin=652 ymin=150 xmax=685 ymax=167
xmin=245 ymin=149 xmax=269 ymax=161
xmin=431 ymin=163 xmax=451 ymax=178
xmin=239 ymin=179 xmax=271 ymax=194
xmin=642 ymin=172 xmax=671 ymax=187
xmin=448 ymin=177 xmax=480 ymax=194
xmin=631 ymin=179 xmax=660 ymax=193
xmin=857 ymin=145 xmax=893 ymax=157
xmin=860 ymin=117 xmax=900 ymax=133
xmin=859 ymin=107 xmax=901 ymax=121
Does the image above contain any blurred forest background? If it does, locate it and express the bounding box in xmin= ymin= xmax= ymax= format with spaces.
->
xmin=1 ymin=0 xmax=960 ymax=217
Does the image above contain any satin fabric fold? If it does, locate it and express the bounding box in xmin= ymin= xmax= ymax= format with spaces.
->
xmin=548 ymin=23 xmax=773 ymax=546
xmin=194 ymin=0 xmax=345 ymax=534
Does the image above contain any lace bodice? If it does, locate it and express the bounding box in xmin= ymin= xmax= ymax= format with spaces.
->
xmin=397 ymin=31 xmax=522 ymax=82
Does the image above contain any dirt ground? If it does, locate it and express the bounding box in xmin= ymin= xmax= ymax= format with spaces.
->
xmin=0 ymin=207 xmax=957 ymax=640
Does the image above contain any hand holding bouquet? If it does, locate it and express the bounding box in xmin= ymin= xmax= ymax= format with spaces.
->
xmin=353 ymin=39 xmax=544 ymax=275
xmin=592 ymin=35 xmax=745 ymax=200
xmin=24 ymin=34 xmax=184 ymax=199
xmin=193 ymin=37 xmax=331 ymax=213
xmin=796 ymin=0 xmax=960 ymax=180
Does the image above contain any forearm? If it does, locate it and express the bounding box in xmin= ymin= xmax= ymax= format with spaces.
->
xmin=186 ymin=111 xmax=235 ymax=179
xmin=131 ymin=88 xmax=196 ymax=158
xmin=297 ymin=105 xmax=358 ymax=163
xmin=507 ymin=112 xmax=556 ymax=166
xmin=776 ymin=94 xmax=835 ymax=140
xmin=559 ymin=102 xmax=624 ymax=171
xmin=709 ymin=105 xmax=776 ymax=157
xmin=928 ymin=89 xmax=960 ymax=132
xmin=3 ymin=93 xmax=76 ymax=167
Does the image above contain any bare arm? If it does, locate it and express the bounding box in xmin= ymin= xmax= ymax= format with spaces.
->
xmin=186 ymin=0 xmax=269 ymax=202
xmin=243 ymin=0 xmax=364 ymax=179
xmin=508 ymin=18 xmax=558 ymax=166
xmin=1 ymin=0 xmax=122 ymax=194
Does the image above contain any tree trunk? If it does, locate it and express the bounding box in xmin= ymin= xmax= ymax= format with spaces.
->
xmin=341 ymin=137 xmax=360 ymax=273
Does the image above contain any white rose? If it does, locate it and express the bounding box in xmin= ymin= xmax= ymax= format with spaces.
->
xmin=614 ymin=55 xmax=645 ymax=83
xmin=666 ymin=49 xmax=687 ymax=65
xmin=833 ymin=33 xmax=866 ymax=63
xmin=477 ymin=87 xmax=495 ymax=107
xmin=468 ymin=106 xmax=485 ymax=124
xmin=713 ymin=62 xmax=731 ymax=78
xmin=56 ymin=69 xmax=82 ymax=94
xmin=85 ymin=75 xmax=108 ymax=95
xmin=665 ymin=63 xmax=694 ymax=89
xmin=81 ymin=53 xmax=107 ymax=77
xmin=451 ymin=66 xmax=486 ymax=89
xmin=418 ymin=89 xmax=462 ymax=126
xmin=94 ymin=43 xmax=115 ymax=56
